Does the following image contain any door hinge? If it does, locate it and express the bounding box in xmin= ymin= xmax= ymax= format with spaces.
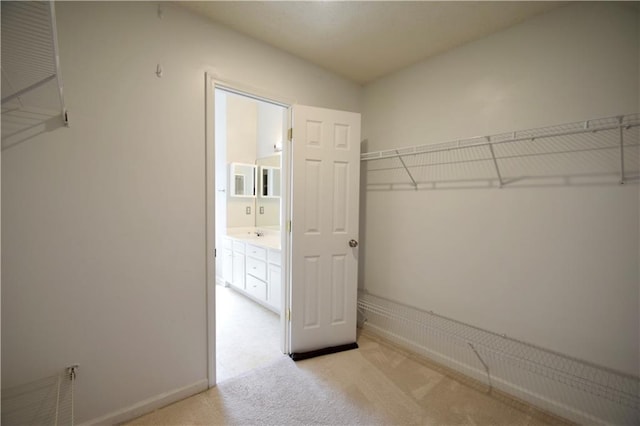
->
xmin=214 ymin=248 xmax=217 ymax=258
xmin=287 ymin=220 xmax=292 ymax=233
xmin=286 ymin=309 xmax=291 ymax=321
xmin=288 ymin=128 xmax=292 ymax=141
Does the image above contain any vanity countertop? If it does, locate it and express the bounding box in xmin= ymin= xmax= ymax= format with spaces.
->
xmin=226 ymin=230 xmax=280 ymax=250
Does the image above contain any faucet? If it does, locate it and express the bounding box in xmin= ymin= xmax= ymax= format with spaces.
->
xmin=255 ymin=230 xmax=264 ymax=237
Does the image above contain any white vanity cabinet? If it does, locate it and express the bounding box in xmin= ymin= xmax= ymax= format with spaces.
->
xmin=267 ymin=250 xmax=281 ymax=310
xmin=246 ymin=244 xmax=282 ymax=312
xmin=246 ymin=243 xmax=268 ymax=301
xmin=222 ymin=235 xmax=282 ymax=313
xmin=222 ymin=238 xmax=233 ymax=285
xmin=226 ymin=239 xmax=245 ymax=290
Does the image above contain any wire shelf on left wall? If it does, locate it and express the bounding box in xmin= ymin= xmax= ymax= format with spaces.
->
xmin=1 ymin=0 xmax=69 ymax=149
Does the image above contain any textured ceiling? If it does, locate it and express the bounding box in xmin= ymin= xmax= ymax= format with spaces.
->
xmin=180 ymin=1 xmax=565 ymax=85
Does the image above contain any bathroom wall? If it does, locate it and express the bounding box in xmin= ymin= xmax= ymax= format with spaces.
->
xmin=256 ymin=102 xmax=285 ymax=160
xmin=361 ymin=1 xmax=639 ymax=376
xmin=256 ymin=102 xmax=285 ymax=229
xmin=226 ymin=93 xmax=258 ymax=228
xmin=1 ymin=2 xmax=361 ymax=424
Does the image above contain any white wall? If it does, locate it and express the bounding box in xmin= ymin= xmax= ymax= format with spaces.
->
xmin=226 ymin=93 xmax=258 ymax=228
xmin=256 ymin=102 xmax=285 ymax=160
xmin=1 ymin=2 xmax=360 ymax=423
xmin=256 ymin=102 xmax=285 ymax=229
xmin=361 ymin=2 xmax=639 ymax=375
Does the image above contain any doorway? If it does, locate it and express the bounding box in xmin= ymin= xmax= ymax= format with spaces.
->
xmin=205 ymin=75 xmax=362 ymax=387
xmin=213 ymin=86 xmax=288 ymax=383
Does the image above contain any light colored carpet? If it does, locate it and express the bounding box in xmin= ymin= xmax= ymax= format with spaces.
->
xmin=127 ymin=333 xmax=569 ymax=425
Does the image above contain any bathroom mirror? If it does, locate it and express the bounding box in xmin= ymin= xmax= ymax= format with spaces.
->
xmin=256 ymin=154 xmax=281 ymax=228
xmin=230 ymin=163 xmax=256 ymax=198
xmin=260 ymin=166 xmax=281 ymax=198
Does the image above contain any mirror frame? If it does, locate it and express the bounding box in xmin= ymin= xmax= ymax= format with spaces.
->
xmin=229 ymin=162 xmax=257 ymax=198
xmin=259 ymin=165 xmax=281 ymax=198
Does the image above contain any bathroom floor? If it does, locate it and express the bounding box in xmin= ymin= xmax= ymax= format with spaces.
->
xmin=215 ymin=285 xmax=283 ymax=383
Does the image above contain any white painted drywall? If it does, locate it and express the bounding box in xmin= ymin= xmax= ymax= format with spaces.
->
xmin=0 ymin=2 xmax=360 ymax=423
xmin=226 ymin=93 xmax=258 ymax=228
xmin=256 ymin=102 xmax=285 ymax=229
xmin=256 ymin=102 xmax=285 ymax=159
xmin=361 ymin=2 xmax=639 ymax=375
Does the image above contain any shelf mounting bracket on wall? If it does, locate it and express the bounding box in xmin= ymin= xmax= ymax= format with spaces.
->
xmin=395 ymin=149 xmax=418 ymax=190
xmin=486 ymin=137 xmax=504 ymax=188
xmin=618 ymin=116 xmax=625 ymax=185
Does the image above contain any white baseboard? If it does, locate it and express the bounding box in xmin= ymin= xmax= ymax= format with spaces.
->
xmin=78 ymin=378 xmax=208 ymax=426
xmin=362 ymin=323 xmax=603 ymax=426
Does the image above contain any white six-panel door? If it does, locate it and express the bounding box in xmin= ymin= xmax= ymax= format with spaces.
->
xmin=289 ymin=105 xmax=361 ymax=354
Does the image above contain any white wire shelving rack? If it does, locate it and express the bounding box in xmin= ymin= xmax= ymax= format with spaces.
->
xmin=362 ymin=114 xmax=640 ymax=190
xmin=1 ymin=365 xmax=78 ymax=426
xmin=358 ymin=291 xmax=639 ymax=425
xmin=1 ymin=1 xmax=69 ymax=148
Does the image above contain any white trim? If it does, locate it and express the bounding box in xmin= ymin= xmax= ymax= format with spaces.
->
xmin=77 ymin=379 xmax=208 ymax=426
xmin=204 ymin=71 xmax=297 ymax=108
xmin=281 ymin=107 xmax=293 ymax=354
xmin=362 ymin=324 xmax=603 ymax=426
xmin=205 ymin=74 xmax=293 ymax=386
xmin=205 ymin=73 xmax=216 ymax=388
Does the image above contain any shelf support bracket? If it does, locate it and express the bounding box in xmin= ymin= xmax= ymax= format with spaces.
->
xmin=487 ymin=138 xmax=504 ymax=188
xmin=396 ymin=150 xmax=418 ymax=190
xmin=468 ymin=342 xmax=493 ymax=393
xmin=618 ymin=116 xmax=625 ymax=185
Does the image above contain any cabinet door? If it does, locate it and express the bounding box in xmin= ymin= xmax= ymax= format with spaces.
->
xmin=222 ymin=249 xmax=233 ymax=284
xmin=232 ymin=251 xmax=245 ymax=289
xmin=268 ymin=263 xmax=281 ymax=310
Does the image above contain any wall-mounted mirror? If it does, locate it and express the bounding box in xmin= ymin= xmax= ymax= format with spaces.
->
xmin=230 ymin=163 xmax=256 ymax=198
xmin=260 ymin=166 xmax=281 ymax=198
xmin=256 ymin=154 xmax=281 ymax=228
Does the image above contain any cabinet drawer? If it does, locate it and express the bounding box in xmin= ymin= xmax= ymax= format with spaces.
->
xmin=246 ymin=244 xmax=267 ymax=261
xmin=246 ymin=256 xmax=267 ymax=281
xmin=268 ymin=249 xmax=281 ymax=266
xmin=233 ymin=240 xmax=245 ymax=253
xmin=246 ymin=275 xmax=267 ymax=301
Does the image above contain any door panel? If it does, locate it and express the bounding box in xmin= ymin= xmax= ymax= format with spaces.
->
xmin=290 ymin=105 xmax=361 ymax=354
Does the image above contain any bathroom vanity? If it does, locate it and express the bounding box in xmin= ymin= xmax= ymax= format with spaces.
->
xmin=222 ymin=232 xmax=281 ymax=314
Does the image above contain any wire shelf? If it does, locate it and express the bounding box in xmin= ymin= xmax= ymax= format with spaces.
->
xmin=1 ymin=0 xmax=68 ymax=148
xmin=358 ymin=291 xmax=640 ymax=425
xmin=362 ymin=114 xmax=640 ymax=189
xmin=1 ymin=367 xmax=77 ymax=426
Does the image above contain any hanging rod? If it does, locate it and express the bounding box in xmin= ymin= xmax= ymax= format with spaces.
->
xmin=361 ymin=113 xmax=639 ymax=162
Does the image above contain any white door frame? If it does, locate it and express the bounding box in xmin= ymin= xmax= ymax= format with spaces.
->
xmin=204 ymin=72 xmax=294 ymax=387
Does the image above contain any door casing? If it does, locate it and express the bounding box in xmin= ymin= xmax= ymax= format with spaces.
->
xmin=204 ymin=73 xmax=294 ymax=387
